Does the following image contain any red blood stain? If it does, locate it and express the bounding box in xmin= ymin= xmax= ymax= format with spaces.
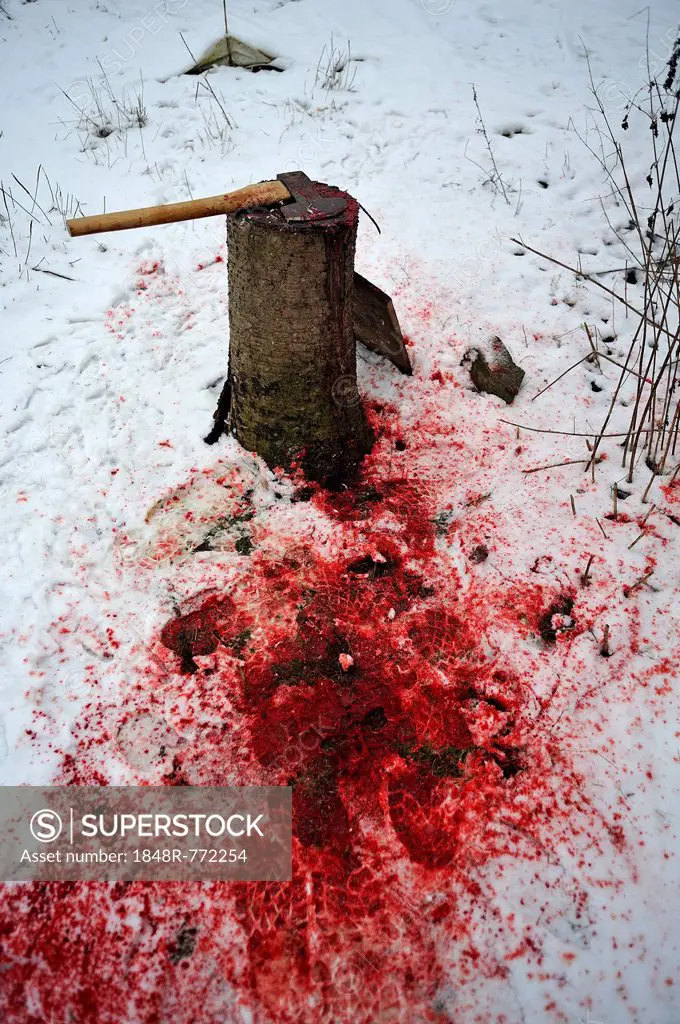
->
xmin=0 ymin=437 xmax=628 ymax=1023
xmin=138 ymin=260 xmax=161 ymax=275
xmin=196 ymin=255 xmax=225 ymax=271
xmin=160 ymin=595 xmax=235 ymax=674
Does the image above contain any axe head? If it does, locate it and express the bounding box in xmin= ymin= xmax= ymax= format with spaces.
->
xmin=277 ymin=171 xmax=347 ymax=222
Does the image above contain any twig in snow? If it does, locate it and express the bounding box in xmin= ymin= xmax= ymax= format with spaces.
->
xmin=1 ymin=184 xmax=42 ymax=226
xmin=580 ymin=554 xmax=595 ymax=586
xmin=523 ymin=458 xmax=593 ymax=474
xmin=596 ymin=517 xmax=608 ymax=540
xmin=180 ymin=33 xmax=236 ymax=130
xmin=512 ymin=36 xmax=680 ymax=484
xmin=583 ymin=322 xmax=601 ymax=371
xmin=641 ymin=504 xmax=656 ymax=525
xmin=32 ymin=266 xmax=75 ymax=281
xmin=24 ymin=219 xmax=33 ymax=267
xmin=623 ymin=568 xmax=654 ymax=597
xmin=532 ymin=355 xmax=591 ymax=401
xmin=470 ymin=85 xmax=510 ymax=204
xmin=511 ymin=236 xmax=676 ymax=341
xmin=500 ymin=419 xmax=652 ymax=439
xmin=1 ymin=185 xmax=18 ymax=257
xmin=11 ymin=172 xmax=52 ymax=224
xmin=532 ymin=350 xmax=646 ymax=402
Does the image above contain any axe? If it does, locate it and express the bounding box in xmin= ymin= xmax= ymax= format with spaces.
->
xmin=66 ymin=171 xmax=412 ymax=374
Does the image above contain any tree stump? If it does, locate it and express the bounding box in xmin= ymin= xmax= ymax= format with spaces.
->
xmin=226 ymin=182 xmax=372 ymax=484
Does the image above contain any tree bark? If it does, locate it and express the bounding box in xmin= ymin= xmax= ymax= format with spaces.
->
xmin=226 ymin=183 xmax=372 ymax=484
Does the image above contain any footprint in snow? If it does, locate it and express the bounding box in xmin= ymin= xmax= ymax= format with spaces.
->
xmin=496 ymin=123 xmax=533 ymax=138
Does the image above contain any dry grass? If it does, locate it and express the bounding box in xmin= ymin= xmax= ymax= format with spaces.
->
xmin=60 ymin=64 xmax=148 ymax=142
xmin=513 ymin=32 xmax=680 ymax=500
xmin=0 ymin=167 xmax=82 ymax=280
xmin=314 ymin=36 xmax=357 ymax=93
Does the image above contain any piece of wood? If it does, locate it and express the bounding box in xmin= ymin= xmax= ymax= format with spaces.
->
xmin=226 ymin=184 xmax=372 ymax=484
xmin=353 ymin=273 xmax=412 ymax=375
xmin=66 ymin=179 xmax=290 ymax=237
xmin=466 ymin=336 xmax=524 ymax=404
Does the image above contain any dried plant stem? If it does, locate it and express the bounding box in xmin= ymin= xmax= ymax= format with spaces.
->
xmin=510 ymin=38 xmax=680 ymax=486
xmin=472 ymin=85 xmax=510 ymax=204
xmin=523 ymin=458 xmax=591 ymax=474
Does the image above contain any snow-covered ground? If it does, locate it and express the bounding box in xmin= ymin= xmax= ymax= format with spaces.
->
xmin=1 ymin=0 xmax=680 ymax=1021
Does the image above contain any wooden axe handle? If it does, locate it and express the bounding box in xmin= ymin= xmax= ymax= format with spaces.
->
xmin=66 ymin=179 xmax=290 ymax=237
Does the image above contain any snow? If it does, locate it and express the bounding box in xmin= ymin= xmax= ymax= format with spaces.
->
xmin=1 ymin=0 xmax=680 ymax=1021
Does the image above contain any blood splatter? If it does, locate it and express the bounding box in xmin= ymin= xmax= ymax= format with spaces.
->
xmin=0 ymin=260 xmax=646 ymax=1023
xmin=0 ymin=428 xmax=629 ymax=1023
